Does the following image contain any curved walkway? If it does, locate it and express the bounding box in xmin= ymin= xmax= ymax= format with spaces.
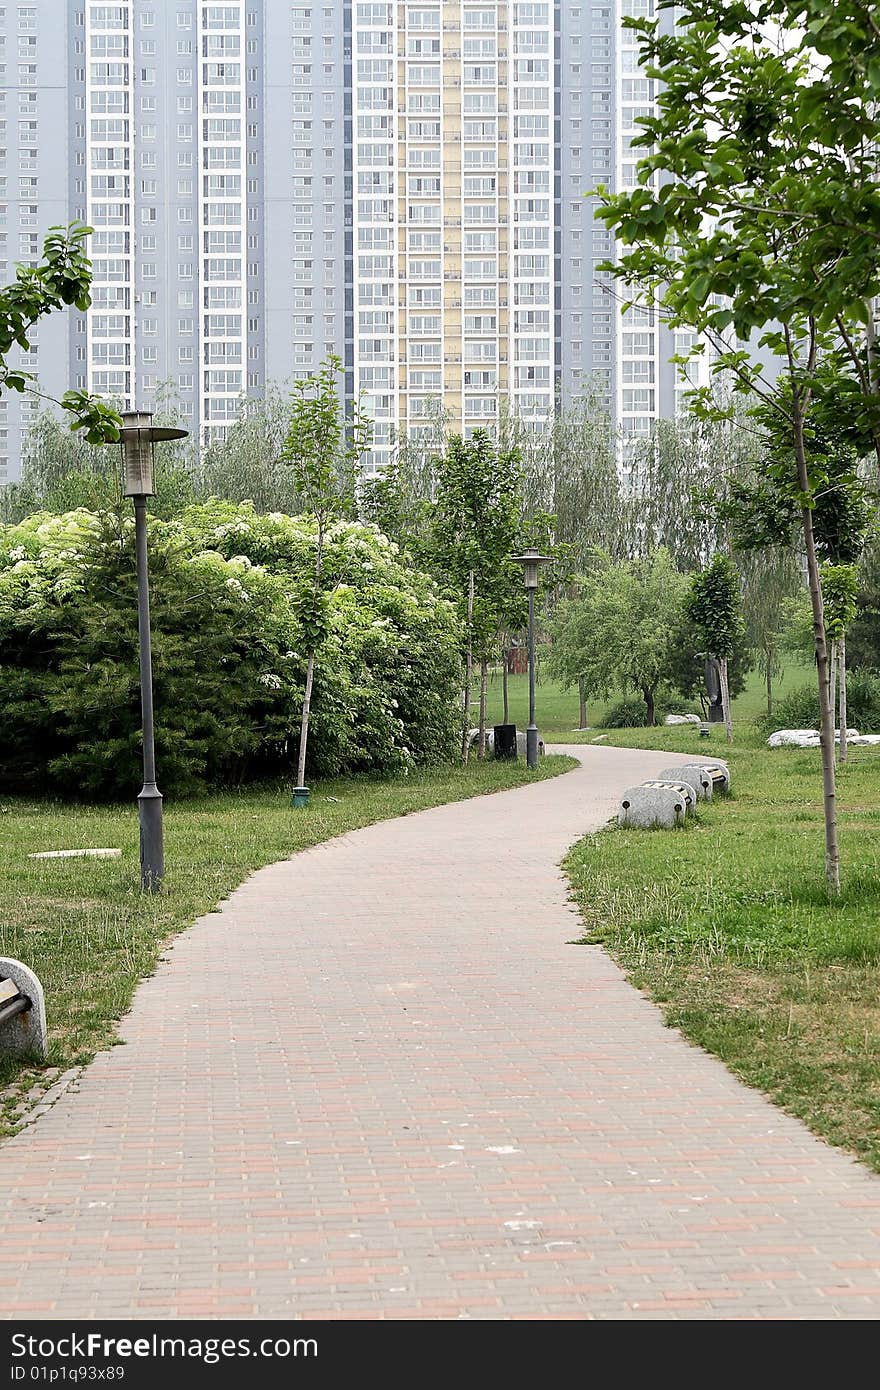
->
xmin=2 ymin=744 xmax=880 ymax=1320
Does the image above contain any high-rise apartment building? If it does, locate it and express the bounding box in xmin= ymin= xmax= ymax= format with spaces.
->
xmin=0 ymin=1 xmax=698 ymax=483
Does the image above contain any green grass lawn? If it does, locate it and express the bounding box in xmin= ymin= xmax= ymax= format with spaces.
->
xmin=0 ymin=755 xmax=574 ymax=1132
xmin=564 ymin=721 xmax=880 ymax=1171
xmin=482 ymin=661 xmax=814 ymax=737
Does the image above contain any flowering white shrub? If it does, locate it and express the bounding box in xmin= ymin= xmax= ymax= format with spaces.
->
xmin=0 ymin=502 xmax=461 ymax=798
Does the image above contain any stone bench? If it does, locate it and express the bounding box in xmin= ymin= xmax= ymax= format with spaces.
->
xmin=0 ymin=958 xmax=47 ymax=1061
xmin=657 ymin=761 xmax=730 ymax=799
xmin=618 ymin=779 xmax=697 ymax=830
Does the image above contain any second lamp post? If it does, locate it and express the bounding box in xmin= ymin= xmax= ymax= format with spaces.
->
xmin=511 ymin=548 xmax=551 ymax=770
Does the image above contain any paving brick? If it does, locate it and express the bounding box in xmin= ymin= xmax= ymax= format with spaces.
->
xmin=1 ymin=745 xmax=880 ymax=1319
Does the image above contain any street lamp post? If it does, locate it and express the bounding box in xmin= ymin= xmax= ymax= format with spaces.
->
xmin=511 ymin=548 xmax=552 ymax=770
xmin=117 ymin=410 xmax=189 ymax=892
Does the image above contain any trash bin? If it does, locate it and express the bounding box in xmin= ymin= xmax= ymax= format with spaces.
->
xmin=493 ymin=723 xmax=518 ymax=760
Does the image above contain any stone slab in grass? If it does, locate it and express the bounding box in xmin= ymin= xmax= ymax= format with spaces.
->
xmin=28 ymin=848 xmax=122 ymax=860
xmin=768 ymin=728 xmax=859 ymax=748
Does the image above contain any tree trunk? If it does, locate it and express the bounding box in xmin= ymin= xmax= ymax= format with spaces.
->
xmin=642 ymin=685 xmax=655 ymax=727
xmin=829 ymin=638 xmax=838 ymax=725
xmin=578 ymin=675 xmax=588 ymax=730
xmin=839 ymin=633 xmax=848 ymax=764
xmin=295 ymin=526 xmax=325 ymax=791
xmin=296 ymin=650 xmax=315 ymax=789
xmin=478 ymin=658 xmax=488 ymax=758
xmin=460 ymin=568 xmax=475 ymax=763
xmin=796 ymin=449 xmax=839 ymax=894
xmin=866 ymin=303 xmax=880 ymax=474
xmin=719 ymin=655 xmax=733 ymax=743
xmin=785 ymin=329 xmax=839 ymax=895
xmin=502 ymin=641 xmax=509 ymax=724
xmin=765 ymin=652 xmax=772 ymax=718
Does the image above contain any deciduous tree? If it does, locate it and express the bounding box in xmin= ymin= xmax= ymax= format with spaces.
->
xmin=683 ymin=555 xmax=745 ymax=742
xmin=281 ymin=356 xmax=371 ymax=794
xmin=546 ymin=550 xmax=687 ymax=727
xmin=432 ymin=430 xmax=524 ymax=759
xmin=596 ymin=0 xmax=880 ymax=892
xmin=0 ymin=224 xmax=119 ymax=445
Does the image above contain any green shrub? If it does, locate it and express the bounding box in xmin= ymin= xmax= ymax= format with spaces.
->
xmin=600 ymin=692 xmax=687 ymax=727
xmin=756 ymin=668 xmax=880 ymax=735
xmin=0 ymin=504 xmax=462 ymax=798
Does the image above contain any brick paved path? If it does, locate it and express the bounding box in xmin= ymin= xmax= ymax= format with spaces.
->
xmin=2 ymin=744 xmax=880 ymax=1320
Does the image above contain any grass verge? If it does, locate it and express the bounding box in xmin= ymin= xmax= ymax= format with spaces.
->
xmin=0 ymin=754 xmax=575 ymax=1132
xmin=563 ymin=722 xmax=880 ymax=1172
xmin=483 ymin=662 xmax=813 ymax=734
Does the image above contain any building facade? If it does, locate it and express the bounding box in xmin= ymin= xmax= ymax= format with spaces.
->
xmin=0 ymin=0 xmax=694 ymax=483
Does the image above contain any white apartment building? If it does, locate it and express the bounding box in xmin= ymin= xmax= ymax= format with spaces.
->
xmin=0 ymin=1 xmax=699 ymax=482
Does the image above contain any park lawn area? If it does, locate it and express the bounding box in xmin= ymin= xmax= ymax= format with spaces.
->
xmin=483 ymin=662 xmax=814 ymax=737
xmin=564 ymin=721 xmax=880 ymax=1172
xmin=0 ymin=754 xmax=575 ymax=1133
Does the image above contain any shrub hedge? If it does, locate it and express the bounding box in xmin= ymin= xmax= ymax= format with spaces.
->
xmin=0 ymin=503 xmax=462 ymax=798
xmin=757 ymin=667 xmax=880 ymax=736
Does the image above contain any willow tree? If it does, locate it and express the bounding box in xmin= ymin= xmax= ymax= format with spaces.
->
xmin=739 ymin=548 xmax=802 ymax=718
xmin=501 ymin=390 xmax=624 ymax=568
xmin=193 ymin=384 xmax=301 ymax=513
xmin=7 ymin=382 xmax=193 ymax=523
xmin=625 ymin=397 xmax=759 ymax=570
xmin=597 ymin=0 xmax=880 ymax=893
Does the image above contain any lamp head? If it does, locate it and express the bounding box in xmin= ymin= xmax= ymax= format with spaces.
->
xmin=118 ymin=409 xmax=189 ymax=497
xmin=511 ymin=547 xmax=552 ymax=590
